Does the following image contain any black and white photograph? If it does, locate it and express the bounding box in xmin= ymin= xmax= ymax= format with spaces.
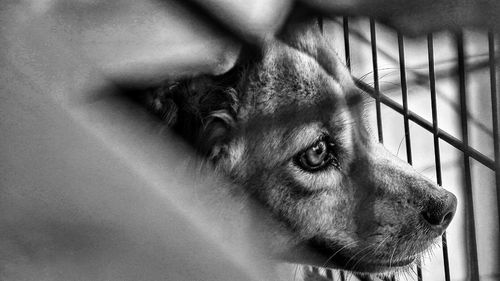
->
xmin=0 ymin=1 xmax=499 ymax=280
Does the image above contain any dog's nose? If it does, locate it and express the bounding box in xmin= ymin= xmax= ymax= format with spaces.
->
xmin=421 ymin=191 xmax=457 ymax=234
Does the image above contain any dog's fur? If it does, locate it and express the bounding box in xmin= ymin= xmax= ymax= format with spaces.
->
xmin=146 ymin=19 xmax=457 ymax=279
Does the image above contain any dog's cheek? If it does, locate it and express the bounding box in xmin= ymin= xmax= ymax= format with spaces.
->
xmin=216 ymin=138 xmax=248 ymax=178
xmin=287 ymin=189 xmax=357 ymax=243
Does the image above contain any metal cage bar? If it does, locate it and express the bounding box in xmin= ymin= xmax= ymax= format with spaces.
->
xmin=488 ymin=32 xmax=500 ymax=230
xmin=332 ymin=18 xmax=499 ymax=281
xmin=397 ymin=33 xmax=412 ymax=166
xmin=370 ymin=19 xmax=384 ymax=143
xmin=396 ymin=32 xmax=424 ymax=281
xmin=340 ymin=17 xmax=350 ymax=281
xmin=356 ymin=81 xmax=496 ymax=170
xmin=340 ymin=270 xmax=346 ymax=281
xmin=326 ymin=269 xmax=334 ymax=279
xmin=343 ymin=17 xmax=351 ymax=71
xmin=427 ymin=33 xmax=452 ymax=281
xmin=455 ymin=32 xmax=480 ymax=281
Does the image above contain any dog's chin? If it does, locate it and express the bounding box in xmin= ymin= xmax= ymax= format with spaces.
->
xmin=279 ymin=240 xmax=417 ymax=274
xmin=331 ymin=256 xmax=416 ymax=274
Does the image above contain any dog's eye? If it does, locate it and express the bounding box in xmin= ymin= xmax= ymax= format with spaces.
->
xmin=295 ymin=137 xmax=338 ymax=172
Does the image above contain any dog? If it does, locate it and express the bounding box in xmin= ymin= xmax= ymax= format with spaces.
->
xmin=145 ymin=18 xmax=457 ymax=280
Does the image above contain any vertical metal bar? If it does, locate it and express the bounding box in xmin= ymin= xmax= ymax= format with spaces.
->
xmin=340 ymin=270 xmax=346 ymax=281
xmin=398 ymin=33 xmax=413 ymax=165
xmin=318 ymin=17 xmax=324 ymax=34
xmin=343 ymin=17 xmax=351 ymax=70
xmin=398 ymin=32 xmax=420 ymax=281
xmin=427 ymin=33 xmax=452 ymax=281
xmin=488 ymin=31 xmax=500 ymax=235
xmin=370 ymin=19 xmax=384 ymax=143
xmin=456 ymin=31 xmax=480 ymax=281
xmin=326 ymin=269 xmax=333 ymax=280
xmin=414 ymin=258 xmax=422 ymax=281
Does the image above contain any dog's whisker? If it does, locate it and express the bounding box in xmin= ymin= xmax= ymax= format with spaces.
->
xmin=350 ymin=236 xmax=390 ymax=271
xmin=388 ymin=239 xmax=399 ymax=268
xmin=345 ymin=246 xmax=372 ymax=267
xmin=350 ymin=250 xmax=375 ymax=272
xmin=344 ymin=243 xmax=380 ymax=268
xmin=396 ymin=135 xmax=406 ymax=157
xmin=321 ymin=240 xmax=359 ymax=268
xmin=372 ymin=236 xmax=391 ymax=257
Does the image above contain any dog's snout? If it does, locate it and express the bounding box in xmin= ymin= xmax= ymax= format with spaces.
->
xmin=421 ymin=191 xmax=457 ymax=234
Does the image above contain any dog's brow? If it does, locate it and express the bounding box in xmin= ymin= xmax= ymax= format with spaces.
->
xmin=242 ymin=95 xmax=341 ymax=132
xmin=283 ymin=123 xmax=326 ymax=154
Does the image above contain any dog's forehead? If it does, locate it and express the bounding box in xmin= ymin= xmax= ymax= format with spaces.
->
xmin=276 ymin=20 xmax=355 ymax=88
xmin=240 ymin=41 xmax=349 ymax=120
xmin=264 ymin=42 xmax=341 ymax=99
xmin=236 ymin=39 xmax=359 ymax=149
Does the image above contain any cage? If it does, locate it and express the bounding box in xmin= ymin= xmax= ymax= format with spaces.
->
xmin=311 ymin=17 xmax=500 ymax=281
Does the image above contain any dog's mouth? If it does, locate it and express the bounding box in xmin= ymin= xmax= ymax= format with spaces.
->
xmin=335 ymin=256 xmax=416 ymax=273
xmin=312 ymin=245 xmax=417 ymax=273
xmin=280 ymin=239 xmax=418 ymax=274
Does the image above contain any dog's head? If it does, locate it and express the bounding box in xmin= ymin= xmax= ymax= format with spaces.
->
xmin=150 ymin=19 xmax=457 ymax=274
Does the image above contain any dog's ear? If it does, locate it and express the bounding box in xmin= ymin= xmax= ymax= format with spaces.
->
xmin=147 ymin=73 xmax=241 ymax=161
xmin=197 ymin=85 xmax=239 ymax=161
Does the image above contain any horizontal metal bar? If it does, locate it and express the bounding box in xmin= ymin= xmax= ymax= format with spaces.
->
xmin=356 ymin=79 xmax=496 ymax=170
xmin=332 ymin=18 xmax=495 ymax=140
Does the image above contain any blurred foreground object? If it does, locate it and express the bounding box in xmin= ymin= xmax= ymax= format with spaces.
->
xmin=0 ymin=1 xmax=275 ymax=280
xmin=1 ymin=0 xmax=292 ymax=85
xmin=4 ymin=0 xmax=499 ymax=85
xmin=1 ymin=0 xmax=243 ymax=85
